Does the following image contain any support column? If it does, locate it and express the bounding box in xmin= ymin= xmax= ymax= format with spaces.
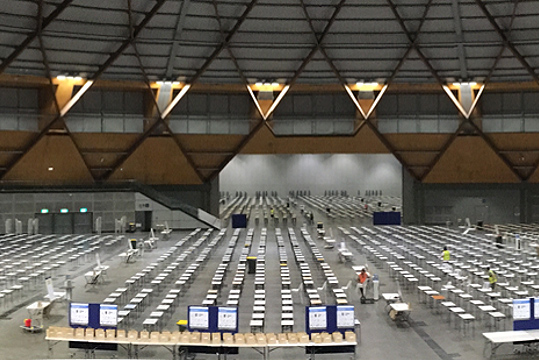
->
xmin=402 ymin=167 xmax=419 ymax=225
xmin=520 ymin=184 xmax=528 ymax=224
xmin=206 ymin=176 xmax=220 ymax=217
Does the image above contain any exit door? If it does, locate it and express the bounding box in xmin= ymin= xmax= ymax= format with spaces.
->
xmin=135 ymin=211 xmax=152 ymax=232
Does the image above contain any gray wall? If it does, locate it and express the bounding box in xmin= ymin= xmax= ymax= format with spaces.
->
xmin=0 ymin=191 xmax=209 ymax=234
xmin=219 ymin=154 xmax=402 ymax=197
xmin=402 ymin=181 xmax=527 ymax=225
xmin=422 ymin=188 xmax=520 ymax=225
xmin=0 ymin=191 xmax=135 ymax=233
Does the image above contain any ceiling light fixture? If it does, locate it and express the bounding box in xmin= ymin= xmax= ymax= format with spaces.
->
xmin=57 ymin=74 xmax=85 ymax=82
xmin=452 ymin=81 xmax=477 ymax=87
xmin=60 ymin=80 xmax=94 ymax=117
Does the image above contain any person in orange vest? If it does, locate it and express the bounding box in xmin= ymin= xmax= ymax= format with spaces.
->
xmin=357 ymin=268 xmax=371 ymax=298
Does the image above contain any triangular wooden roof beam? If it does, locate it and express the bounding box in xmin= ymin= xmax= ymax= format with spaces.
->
xmin=1 ymin=0 xmax=168 ymax=179
xmin=101 ymin=1 xmax=202 ymax=182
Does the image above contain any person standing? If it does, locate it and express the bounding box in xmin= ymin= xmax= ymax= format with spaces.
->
xmin=487 ymin=267 xmax=498 ymax=290
xmin=441 ymin=246 xmax=450 ymax=262
xmin=357 ymin=268 xmax=371 ymax=298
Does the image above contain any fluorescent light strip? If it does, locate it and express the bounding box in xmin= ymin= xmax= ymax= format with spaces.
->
xmin=60 ymin=80 xmax=93 ymax=117
xmin=161 ymin=84 xmax=191 ymax=119
xmin=465 ymin=84 xmax=485 ymax=118
xmin=442 ymin=85 xmax=469 ymax=119
xmin=365 ymin=84 xmax=388 ymax=120
xmin=443 ymin=85 xmax=484 ymax=119
xmin=344 ymin=85 xmax=367 ymax=120
xmin=247 ymin=85 xmax=267 ymax=120
xmin=264 ymin=85 xmax=290 ymax=120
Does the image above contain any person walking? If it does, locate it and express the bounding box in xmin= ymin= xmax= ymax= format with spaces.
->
xmin=357 ymin=268 xmax=371 ymax=298
xmin=441 ymin=246 xmax=450 ymax=270
xmin=487 ymin=267 xmax=498 ymax=290
xmin=441 ymin=246 xmax=450 ymax=261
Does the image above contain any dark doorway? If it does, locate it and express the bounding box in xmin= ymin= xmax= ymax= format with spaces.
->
xmin=54 ymin=213 xmax=74 ymax=234
xmin=135 ymin=211 xmax=152 ymax=232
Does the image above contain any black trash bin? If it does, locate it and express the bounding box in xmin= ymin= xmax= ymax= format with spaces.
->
xmin=247 ymin=256 xmax=257 ymax=274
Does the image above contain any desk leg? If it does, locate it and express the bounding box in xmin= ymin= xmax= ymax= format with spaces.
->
xmin=482 ymin=340 xmax=492 ymax=360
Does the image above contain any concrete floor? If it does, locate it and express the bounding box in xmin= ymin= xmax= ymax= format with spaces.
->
xmin=0 ymin=201 xmax=535 ymax=360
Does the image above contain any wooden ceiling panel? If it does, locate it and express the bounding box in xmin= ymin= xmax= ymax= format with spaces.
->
xmin=384 ymin=134 xmax=452 ymax=151
xmin=108 ymin=137 xmax=202 ymax=185
xmin=190 ymin=153 xmax=230 ymax=168
xmin=423 ymin=136 xmax=520 ymax=183
xmin=0 ymin=153 xmax=18 ymax=167
xmin=409 ymin=167 xmax=429 ymax=180
xmin=0 ymin=131 xmax=36 ymax=149
xmin=176 ymin=134 xmax=246 ymax=153
xmin=502 ymin=152 xmax=539 ymax=168
xmin=526 ymin=165 xmax=539 ymax=183
xmin=489 ymin=133 xmax=539 ymax=151
xmin=198 ymin=169 xmax=216 ymax=179
xmin=2 ymin=135 xmax=94 ymax=183
xmin=398 ymin=152 xmax=438 ymax=166
xmin=240 ymin=124 xmax=390 ymax=154
xmin=82 ymin=153 xmax=124 ymax=168
xmin=72 ymin=133 xmax=141 ymax=152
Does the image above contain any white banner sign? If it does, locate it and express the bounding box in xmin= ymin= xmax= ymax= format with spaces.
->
xmin=100 ymin=304 xmax=118 ymax=327
xmin=336 ymin=305 xmax=355 ymax=328
xmin=513 ymin=299 xmax=531 ymax=320
xmin=218 ymin=307 xmax=237 ymax=330
xmin=70 ymin=303 xmax=89 ymax=326
xmin=308 ymin=306 xmax=327 ymax=330
xmin=189 ymin=306 xmax=209 ymax=329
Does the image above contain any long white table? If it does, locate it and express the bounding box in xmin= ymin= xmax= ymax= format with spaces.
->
xmin=46 ymin=334 xmax=358 ymax=360
xmin=483 ymin=329 xmax=539 ymax=359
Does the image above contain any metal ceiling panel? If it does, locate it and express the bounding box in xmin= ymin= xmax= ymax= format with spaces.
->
xmin=0 ymin=0 xmax=538 ymax=86
xmin=230 ymin=47 xmax=308 ymax=60
xmin=46 ymin=21 xmax=129 ymax=38
xmin=56 ymin=6 xmax=129 ymax=25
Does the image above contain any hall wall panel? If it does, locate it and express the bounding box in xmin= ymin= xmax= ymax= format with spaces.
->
xmin=220 ymin=153 xmax=402 ymax=197
xmin=240 ymin=124 xmax=389 ymax=154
